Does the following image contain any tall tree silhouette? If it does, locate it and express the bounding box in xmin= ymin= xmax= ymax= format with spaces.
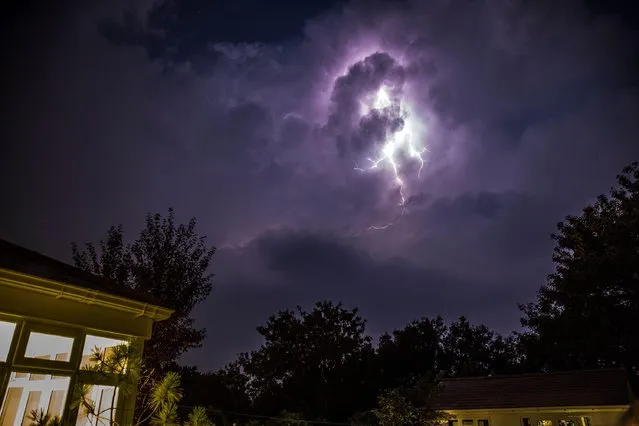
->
xmin=72 ymin=208 xmax=216 ymax=369
xmin=520 ymin=162 xmax=639 ymax=371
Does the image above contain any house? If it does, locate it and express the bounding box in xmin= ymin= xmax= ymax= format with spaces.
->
xmin=0 ymin=238 xmax=173 ymax=426
xmin=432 ymin=369 xmax=635 ymax=426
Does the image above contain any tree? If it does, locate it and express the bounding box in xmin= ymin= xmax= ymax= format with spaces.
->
xmin=376 ymin=317 xmax=445 ymax=390
xmin=372 ymin=388 xmax=422 ymax=426
xmin=240 ymin=301 xmax=376 ymax=422
xmin=72 ymin=208 xmax=216 ymax=369
xmin=178 ymin=361 xmax=252 ymax=426
xmin=372 ymin=376 xmax=444 ymax=426
xmin=439 ymin=317 xmax=521 ymax=377
xmin=520 ymin=162 xmax=639 ymax=371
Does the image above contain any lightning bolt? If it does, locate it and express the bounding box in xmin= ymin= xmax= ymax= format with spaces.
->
xmin=354 ymin=85 xmax=427 ymax=212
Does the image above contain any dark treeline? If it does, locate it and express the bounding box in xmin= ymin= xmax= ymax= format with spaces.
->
xmin=73 ymin=162 xmax=639 ymax=425
xmin=172 ymin=310 xmax=524 ymax=424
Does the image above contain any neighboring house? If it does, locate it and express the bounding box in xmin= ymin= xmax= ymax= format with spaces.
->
xmin=432 ymin=369 xmax=635 ymax=426
xmin=0 ymin=238 xmax=173 ymax=426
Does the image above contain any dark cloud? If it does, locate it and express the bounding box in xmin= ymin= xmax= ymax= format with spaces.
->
xmin=2 ymin=0 xmax=638 ymax=370
xmin=187 ymin=230 xmax=525 ymax=369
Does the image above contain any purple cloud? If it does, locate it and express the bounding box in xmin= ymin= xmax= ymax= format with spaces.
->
xmin=1 ymin=0 xmax=638 ymax=370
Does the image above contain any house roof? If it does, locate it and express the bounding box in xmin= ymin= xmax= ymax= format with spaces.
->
xmin=0 ymin=238 xmax=164 ymax=308
xmin=432 ymin=368 xmax=631 ymax=410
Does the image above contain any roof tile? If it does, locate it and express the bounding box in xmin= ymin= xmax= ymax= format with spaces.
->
xmin=432 ymin=369 xmax=631 ymax=410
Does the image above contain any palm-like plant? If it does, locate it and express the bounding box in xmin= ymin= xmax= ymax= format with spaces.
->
xmin=74 ymin=343 xmax=138 ymax=426
xmin=148 ymin=372 xmax=182 ymax=426
xmin=184 ymin=406 xmax=212 ymax=426
xmin=74 ymin=345 xmax=209 ymax=426
xmin=27 ymin=409 xmax=62 ymax=426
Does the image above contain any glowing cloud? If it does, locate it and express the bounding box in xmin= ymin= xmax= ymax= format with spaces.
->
xmin=354 ymin=84 xmax=426 ymax=206
xmin=325 ymin=51 xmax=428 ymax=231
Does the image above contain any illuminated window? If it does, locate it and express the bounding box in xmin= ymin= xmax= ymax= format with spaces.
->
xmin=80 ymin=335 xmax=129 ymax=372
xmin=0 ymin=321 xmax=16 ymax=362
xmin=24 ymin=332 xmax=73 ymax=362
xmin=0 ymin=372 xmax=70 ymax=426
xmin=75 ymin=385 xmax=118 ymax=426
xmin=538 ymin=421 xmax=553 ymax=426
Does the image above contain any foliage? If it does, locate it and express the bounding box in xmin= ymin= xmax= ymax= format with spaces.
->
xmin=27 ymin=409 xmax=62 ymax=426
xmin=373 ymin=388 xmax=423 ymax=426
xmin=73 ymin=343 xmax=140 ymax=426
xmin=184 ymin=407 xmax=213 ymax=426
xmin=240 ymin=301 xmax=376 ymax=421
xmin=377 ymin=317 xmax=444 ymax=391
xmin=349 ymin=410 xmax=379 ymax=426
xmin=176 ymin=361 xmax=252 ymax=425
xmin=277 ymin=410 xmax=307 ymax=425
xmin=72 ymin=208 xmax=216 ymax=369
xmin=74 ymin=345 xmax=210 ymax=426
xmin=372 ymin=375 xmax=445 ymax=426
xmin=439 ymin=317 xmax=521 ymax=377
xmin=520 ymin=161 xmax=639 ymax=371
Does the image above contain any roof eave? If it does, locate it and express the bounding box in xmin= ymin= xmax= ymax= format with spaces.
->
xmin=0 ymin=268 xmax=173 ymax=321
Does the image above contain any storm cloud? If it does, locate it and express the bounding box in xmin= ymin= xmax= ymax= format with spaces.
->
xmin=1 ymin=0 xmax=638 ymax=369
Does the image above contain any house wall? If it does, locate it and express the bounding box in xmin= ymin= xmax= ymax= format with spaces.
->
xmin=446 ymin=407 xmax=628 ymax=426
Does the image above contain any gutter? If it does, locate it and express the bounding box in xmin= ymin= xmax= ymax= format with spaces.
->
xmin=0 ymin=268 xmax=173 ymax=321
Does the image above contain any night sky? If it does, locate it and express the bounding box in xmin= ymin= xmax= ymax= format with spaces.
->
xmin=2 ymin=0 xmax=639 ymax=371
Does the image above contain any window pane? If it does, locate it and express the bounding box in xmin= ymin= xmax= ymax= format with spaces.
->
xmin=81 ymin=336 xmax=129 ymax=373
xmin=0 ymin=371 xmax=70 ymax=426
xmin=0 ymin=322 xmax=16 ymax=362
xmin=75 ymin=385 xmax=119 ymax=426
xmin=24 ymin=333 xmax=74 ymax=362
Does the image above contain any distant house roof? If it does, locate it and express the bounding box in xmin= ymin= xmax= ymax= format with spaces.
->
xmin=0 ymin=238 xmax=164 ymax=307
xmin=433 ymin=369 xmax=632 ymax=410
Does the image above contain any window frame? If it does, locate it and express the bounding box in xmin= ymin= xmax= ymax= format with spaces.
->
xmin=12 ymin=323 xmax=84 ymax=373
xmin=0 ymin=315 xmax=23 ymax=366
xmin=79 ymin=332 xmax=133 ymax=375
xmin=1 ymin=321 xmax=141 ymax=426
